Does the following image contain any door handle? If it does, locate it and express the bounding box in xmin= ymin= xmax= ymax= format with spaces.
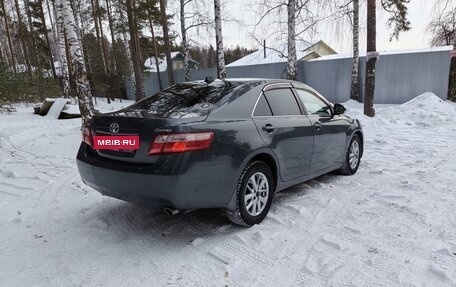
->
xmin=262 ymin=124 xmax=276 ymax=133
xmin=314 ymin=122 xmax=321 ymax=130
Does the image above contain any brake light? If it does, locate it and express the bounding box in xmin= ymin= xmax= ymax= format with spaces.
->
xmin=81 ymin=125 xmax=93 ymax=147
xmin=148 ymin=132 xmax=214 ymax=155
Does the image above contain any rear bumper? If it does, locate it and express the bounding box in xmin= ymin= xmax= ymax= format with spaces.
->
xmin=76 ymin=143 xmax=237 ymax=210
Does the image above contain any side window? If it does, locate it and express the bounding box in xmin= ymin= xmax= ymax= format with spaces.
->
xmin=263 ymin=88 xmax=301 ymax=116
xmin=296 ymin=89 xmax=331 ymax=116
xmin=253 ymin=94 xmax=272 ymax=116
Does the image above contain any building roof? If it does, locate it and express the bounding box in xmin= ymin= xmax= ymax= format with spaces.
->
xmin=144 ymin=52 xmax=180 ymax=72
xmin=226 ymin=40 xmax=335 ymax=67
xmin=144 ymin=52 xmax=199 ymax=72
xmin=310 ymin=45 xmax=454 ymax=61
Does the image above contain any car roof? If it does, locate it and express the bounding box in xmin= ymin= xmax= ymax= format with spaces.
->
xmin=189 ymin=78 xmax=312 ymax=88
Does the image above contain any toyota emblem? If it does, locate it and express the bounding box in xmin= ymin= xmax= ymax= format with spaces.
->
xmin=110 ymin=123 xmax=120 ymax=134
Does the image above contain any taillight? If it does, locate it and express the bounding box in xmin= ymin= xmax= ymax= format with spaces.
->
xmin=148 ymin=132 xmax=214 ymax=155
xmin=81 ymin=125 xmax=93 ymax=147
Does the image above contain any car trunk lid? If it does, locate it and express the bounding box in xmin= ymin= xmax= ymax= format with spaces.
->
xmin=91 ymin=113 xmax=207 ymax=163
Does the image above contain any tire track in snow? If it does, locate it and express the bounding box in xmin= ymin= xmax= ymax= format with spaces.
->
xmin=26 ymin=172 xmax=78 ymax=285
xmin=92 ymin=204 xmax=216 ymax=286
xmin=178 ymin=215 xmax=274 ymax=266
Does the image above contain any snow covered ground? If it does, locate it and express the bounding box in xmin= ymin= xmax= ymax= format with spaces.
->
xmin=0 ymin=94 xmax=455 ymax=286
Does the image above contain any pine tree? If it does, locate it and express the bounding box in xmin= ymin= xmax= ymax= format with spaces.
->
xmin=126 ymin=0 xmax=144 ymax=101
xmin=364 ymin=0 xmax=376 ymax=117
xmin=159 ymin=0 xmax=174 ymax=85
xmin=364 ymin=0 xmax=411 ymax=116
xmin=0 ymin=0 xmax=17 ymax=73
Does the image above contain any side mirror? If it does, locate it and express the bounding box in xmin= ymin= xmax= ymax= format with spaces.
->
xmin=333 ymin=103 xmax=346 ymax=115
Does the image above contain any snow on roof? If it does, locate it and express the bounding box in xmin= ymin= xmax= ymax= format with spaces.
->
xmin=310 ymin=45 xmax=454 ymax=61
xmin=144 ymin=52 xmax=180 ymax=72
xmin=226 ymin=41 xmax=317 ymax=67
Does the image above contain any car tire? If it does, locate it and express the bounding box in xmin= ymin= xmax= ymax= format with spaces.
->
xmin=338 ymin=134 xmax=362 ymax=175
xmin=225 ymin=161 xmax=274 ymax=227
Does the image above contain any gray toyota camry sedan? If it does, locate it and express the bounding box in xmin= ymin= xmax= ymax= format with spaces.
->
xmin=77 ymin=78 xmax=363 ymax=226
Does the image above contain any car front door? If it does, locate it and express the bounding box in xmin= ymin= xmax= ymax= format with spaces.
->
xmin=294 ymin=88 xmax=348 ymax=173
xmin=252 ymin=85 xmax=314 ymax=182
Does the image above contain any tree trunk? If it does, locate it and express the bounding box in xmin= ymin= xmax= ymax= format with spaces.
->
xmin=25 ymin=0 xmax=39 ymax=70
xmin=364 ymin=0 xmax=376 ymax=117
xmin=1 ymin=0 xmax=17 ymax=73
xmin=46 ymin=0 xmax=57 ymax=47
xmin=95 ymin=0 xmax=111 ymax=103
xmin=91 ymin=0 xmax=107 ymax=75
xmin=117 ymin=2 xmax=135 ymax=99
xmin=14 ymin=0 xmax=33 ymax=79
xmin=159 ymin=0 xmax=174 ymax=85
xmin=126 ymin=0 xmax=144 ymax=101
xmin=105 ymin=0 xmax=117 ymax=75
xmin=57 ymin=0 xmax=95 ymax=126
xmin=448 ymin=44 xmax=456 ymax=102
xmin=286 ymin=0 xmax=296 ymax=80
xmin=350 ymin=0 xmax=360 ymax=101
xmin=55 ymin=0 xmax=70 ymax=97
xmin=37 ymin=0 xmax=57 ymax=78
xmin=70 ymin=0 xmax=85 ymax=59
xmin=95 ymin=0 xmax=110 ymax=75
xmin=148 ymin=14 xmax=163 ymax=89
xmin=180 ymin=0 xmax=190 ymax=81
xmin=213 ymin=0 xmax=225 ymax=79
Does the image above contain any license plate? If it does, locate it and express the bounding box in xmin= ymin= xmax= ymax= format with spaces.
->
xmin=93 ymin=135 xmax=140 ymax=150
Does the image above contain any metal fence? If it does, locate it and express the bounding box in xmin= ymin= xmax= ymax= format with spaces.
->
xmin=127 ymin=49 xmax=452 ymax=104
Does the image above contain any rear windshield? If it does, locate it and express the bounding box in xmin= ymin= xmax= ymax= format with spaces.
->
xmin=125 ymin=81 xmax=243 ymax=118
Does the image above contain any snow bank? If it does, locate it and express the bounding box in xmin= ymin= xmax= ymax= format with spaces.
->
xmin=344 ymin=93 xmax=456 ymax=129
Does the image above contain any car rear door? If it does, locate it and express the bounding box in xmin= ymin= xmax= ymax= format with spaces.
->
xmin=293 ymin=88 xmax=348 ymax=173
xmin=252 ymin=84 xmax=314 ymax=182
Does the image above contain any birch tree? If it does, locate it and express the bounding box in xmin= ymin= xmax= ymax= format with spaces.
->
xmin=286 ymin=0 xmax=296 ymax=80
xmin=350 ymin=0 xmax=360 ymax=101
xmin=179 ymin=0 xmax=212 ymax=81
xmin=56 ymin=0 xmax=95 ymax=125
xmin=253 ymin=0 xmax=340 ymax=80
xmin=214 ymin=0 xmax=225 ymax=79
xmin=180 ymin=0 xmax=190 ymax=81
xmin=54 ymin=0 xmax=69 ymax=97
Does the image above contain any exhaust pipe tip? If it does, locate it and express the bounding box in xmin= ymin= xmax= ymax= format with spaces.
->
xmin=162 ymin=207 xmax=184 ymax=216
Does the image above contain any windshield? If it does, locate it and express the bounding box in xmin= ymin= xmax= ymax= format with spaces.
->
xmin=126 ymin=81 xmax=242 ymax=118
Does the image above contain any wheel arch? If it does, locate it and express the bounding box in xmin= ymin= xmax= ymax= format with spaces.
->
xmin=249 ymin=153 xmax=278 ymax=191
xmin=225 ymin=149 xmax=279 ymax=211
xmin=353 ymin=130 xmax=364 ymax=158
